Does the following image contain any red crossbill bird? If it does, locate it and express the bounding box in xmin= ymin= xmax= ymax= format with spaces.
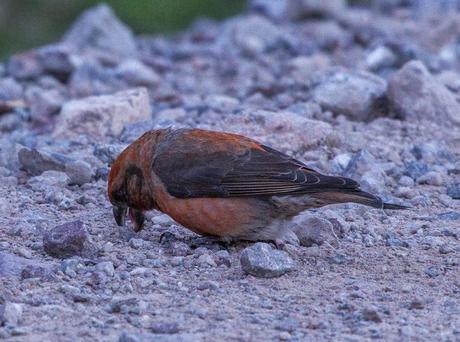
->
xmin=108 ymin=128 xmax=406 ymax=243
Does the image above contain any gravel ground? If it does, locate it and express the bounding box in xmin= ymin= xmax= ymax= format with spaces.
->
xmin=1 ymin=1 xmax=459 ymax=341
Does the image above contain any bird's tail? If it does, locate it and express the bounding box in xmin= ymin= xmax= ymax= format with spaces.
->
xmin=312 ymin=189 xmax=410 ymax=210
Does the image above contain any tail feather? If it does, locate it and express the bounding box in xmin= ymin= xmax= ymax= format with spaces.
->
xmin=312 ymin=189 xmax=410 ymax=210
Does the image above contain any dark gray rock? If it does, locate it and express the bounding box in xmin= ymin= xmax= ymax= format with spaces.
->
xmin=312 ymin=69 xmax=387 ymax=121
xmin=18 ymin=148 xmax=68 ymax=176
xmin=43 ymin=221 xmax=89 ymax=259
xmin=447 ymin=184 xmax=460 ymax=199
xmin=240 ymin=243 xmax=296 ymax=278
xmin=19 ymin=148 xmax=92 ymax=185
xmin=387 ymin=60 xmax=460 ymax=125
xmin=63 ymin=4 xmax=137 ymax=58
xmin=94 ymin=144 xmax=126 ymax=165
xmin=362 ymin=308 xmax=382 ymax=323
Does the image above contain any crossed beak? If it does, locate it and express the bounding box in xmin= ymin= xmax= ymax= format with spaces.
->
xmin=113 ymin=206 xmax=127 ymax=226
xmin=112 ymin=206 xmax=145 ymax=232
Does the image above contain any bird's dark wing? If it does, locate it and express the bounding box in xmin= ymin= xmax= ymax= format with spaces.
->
xmin=153 ymin=129 xmax=359 ymax=198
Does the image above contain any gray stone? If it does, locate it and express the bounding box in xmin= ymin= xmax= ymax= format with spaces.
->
xmin=68 ymin=61 xmax=125 ymax=97
xmin=115 ymin=59 xmax=160 ymax=87
xmin=387 ymin=60 xmax=460 ymax=125
xmin=416 ymin=171 xmax=444 ymax=186
xmin=249 ymin=0 xmax=289 ymax=19
xmin=25 ymin=86 xmax=66 ymax=119
xmin=65 ymin=160 xmax=93 ymax=185
xmin=362 ymin=308 xmax=382 ymax=323
xmin=411 ymin=142 xmax=453 ymax=164
xmin=447 ymin=184 xmax=460 ymax=199
xmin=59 ymin=258 xmax=84 ymax=277
xmin=6 ymin=51 xmax=43 ymax=80
xmin=343 ymin=150 xmax=385 ymax=193
xmin=285 ymin=0 xmax=346 ymax=19
xmin=0 ymin=78 xmax=23 ymax=101
xmin=63 ymin=4 xmax=137 ymax=58
xmin=28 ymin=171 xmax=70 ymax=190
xmin=214 ymin=250 xmax=232 ymax=267
xmin=0 ymin=252 xmax=54 ymax=278
xmin=232 ymin=15 xmax=283 ymax=55
xmin=366 ymin=45 xmax=397 ymax=71
xmin=54 ymin=88 xmax=151 ymax=140
xmin=197 ymin=254 xmax=217 ymax=268
xmin=109 ymin=298 xmax=148 ymax=315
xmin=18 ymin=148 xmax=68 ymax=176
xmin=291 ymin=215 xmax=333 ymax=247
xmin=43 ymin=221 xmax=89 ymax=259
xmin=312 ymin=69 xmax=387 ymax=121
xmin=93 ymin=144 xmax=126 ymax=165
xmin=240 ymin=243 xmax=296 ymax=278
xmin=404 ymin=161 xmax=429 ymax=180
xmin=399 ymin=175 xmax=415 ymax=187
xmin=0 ymin=303 xmax=23 ymax=326
xmin=204 ymin=94 xmax=240 ymax=113
xmin=96 ymin=261 xmax=115 ymax=277
xmin=150 ymin=322 xmax=180 ymax=334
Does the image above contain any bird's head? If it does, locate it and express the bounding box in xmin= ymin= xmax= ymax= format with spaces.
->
xmin=107 ymin=129 xmax=165 ymax=230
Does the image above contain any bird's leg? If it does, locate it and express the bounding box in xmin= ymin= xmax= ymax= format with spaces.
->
xmin=128 ymin=207 xmax=145 ymax=232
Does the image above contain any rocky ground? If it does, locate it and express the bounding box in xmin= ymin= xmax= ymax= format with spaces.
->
xmin=1 ymin=1 xmax=460 ymax=341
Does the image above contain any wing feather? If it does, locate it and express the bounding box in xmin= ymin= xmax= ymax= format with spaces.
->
xmin=153 ymin=129 xmax=359 ymax=198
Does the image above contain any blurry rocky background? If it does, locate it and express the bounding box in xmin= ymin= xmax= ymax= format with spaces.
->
xmin=0 ymin=0 xmax=459 ymax=341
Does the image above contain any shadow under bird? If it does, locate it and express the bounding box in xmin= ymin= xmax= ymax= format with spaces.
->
xmin=108 ymin=128 xmax=407 ymax=244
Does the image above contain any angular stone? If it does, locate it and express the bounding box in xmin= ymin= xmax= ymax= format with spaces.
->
xmin=240 ymin=242 xmax=296 ymax=278
xmin=387 ymin=60 xmax=460 ymax=125
xmin=63 ymin=4 xmax=137 ymax=58
xmin=54 ymin=88 xmax=151 ymax=140
xmin=312 ymin=69 xmax=387 ymax=121
xmin=43 ymin=221 xmax=89 ymax=259
xmin=291 ymin=215 xmax=334 ymax=247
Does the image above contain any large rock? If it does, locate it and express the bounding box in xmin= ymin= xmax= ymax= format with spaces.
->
xmin=54 ymin=88 xmax=151 ymax=140
xmin=311 ymin=69 xmax=387 ymax=121
xmin=240 ymin=243 xmax=296 ymax=278
xmin=19 ymin=148 xmax=93 ymax=185
xmin=63 ymin=4 xmax=137 ymax=58
xmin=43 ymin=221 xmax=91 ymax=259
xmin=387 ymin=60 xmax=460 ymax=126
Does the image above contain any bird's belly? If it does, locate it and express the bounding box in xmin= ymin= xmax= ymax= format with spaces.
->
xmin=155 ymin=192 xmax=260 ymax=238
